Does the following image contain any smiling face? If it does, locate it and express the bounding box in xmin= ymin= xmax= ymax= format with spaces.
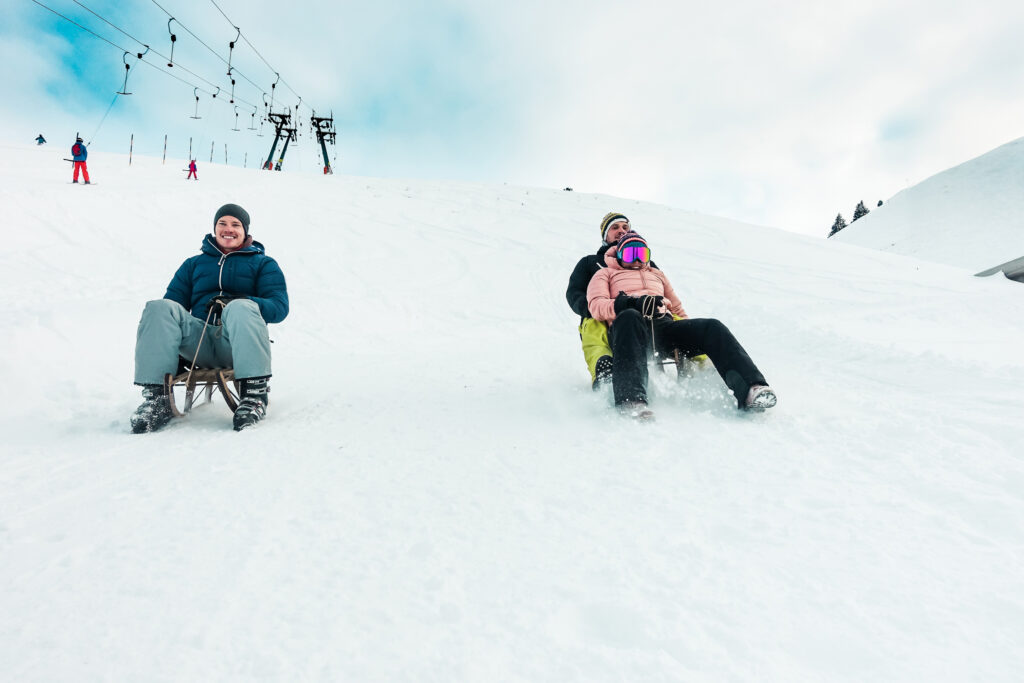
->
xmin=214 ymin=216 xmax=245 ymax=251
xmin=604 ymin=220 xmax=632 ymax=245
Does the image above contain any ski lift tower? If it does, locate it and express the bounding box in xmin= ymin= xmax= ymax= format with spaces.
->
xmin=273 ymin=126 xmax=297 ymax=170
xmin=310 ymin=113 xmax=337 ymax=174
xmin=263 ymin=110 xmax=294 ymax=170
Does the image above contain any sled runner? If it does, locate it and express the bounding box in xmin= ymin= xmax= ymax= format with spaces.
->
xmin=164 ymin=358 xmax=240 ymax=417
xmin=656 ymin=349 xmax=708 ymax=379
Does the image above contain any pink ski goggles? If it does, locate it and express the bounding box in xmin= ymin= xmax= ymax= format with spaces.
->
xmin=618 ymin=245 xmax=650 ymax=264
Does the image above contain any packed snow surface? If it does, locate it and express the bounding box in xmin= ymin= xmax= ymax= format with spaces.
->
xmin=2 ymin=141 xmax=1024 ymax=681
xmin=833 ymin=136 xmax=1024 ymax=272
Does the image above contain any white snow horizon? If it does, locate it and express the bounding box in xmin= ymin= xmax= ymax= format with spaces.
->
xmin=2 ymin=139 xmax=1023 ymax=681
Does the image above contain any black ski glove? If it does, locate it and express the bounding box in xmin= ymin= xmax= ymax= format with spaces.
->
xmin=638 ymin=295 xmax=664 ymax=316
xmin=614 ymin=292 xmax=664 ymax=316
xmin=614 ymin=291 xmax=641 ymax=314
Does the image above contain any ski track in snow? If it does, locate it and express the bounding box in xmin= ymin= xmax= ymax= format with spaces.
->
xmin=2 ymin=142 xmax=1024 ymax=681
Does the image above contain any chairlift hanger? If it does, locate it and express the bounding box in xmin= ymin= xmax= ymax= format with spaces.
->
xmin=166 ymin=18 xmax=177 ymax=67
xmin=116 ymin=46 xmax=150 ymax=96
xmin=116 ymin=51 xmax=132 ymax=95
xmin=190 ymin=87 xmax=202 ymax=119
xmin=269 ymin=73 xmax=280 ymax=109
xmin=232 ymin=106 xmax=241 ymax=131
xmin=227 ymin=26 xmax=240 ymax=76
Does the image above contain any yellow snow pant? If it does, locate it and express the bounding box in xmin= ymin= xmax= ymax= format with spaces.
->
xmin=579 ymin=317 xmax=612 ymax=382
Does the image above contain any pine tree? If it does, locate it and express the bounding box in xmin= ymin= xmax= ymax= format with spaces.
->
xmin=852 ymin=201 xmax=869 ymax=222
xmin=828 ymin=213 xmax=847 ymax=238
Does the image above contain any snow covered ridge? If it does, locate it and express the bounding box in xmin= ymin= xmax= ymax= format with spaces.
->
xmin=833 ymin=136 xmax=1024 ymax=273
xmin=3 ymin=140 xmax=1024 ymax=681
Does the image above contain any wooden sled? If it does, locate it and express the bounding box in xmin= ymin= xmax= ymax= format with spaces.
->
xmin=164 ymin=360 xmax=240 ymax=417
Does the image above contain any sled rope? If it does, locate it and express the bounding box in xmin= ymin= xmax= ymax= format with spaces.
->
xmin=185 ymin=304 xmax=217 ymax=390
xmin=640 ymin=295 xmax=659 ymax=358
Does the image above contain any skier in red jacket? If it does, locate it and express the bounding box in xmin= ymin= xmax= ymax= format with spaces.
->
xmin=71 ymin=136 xmax=90 ymax=184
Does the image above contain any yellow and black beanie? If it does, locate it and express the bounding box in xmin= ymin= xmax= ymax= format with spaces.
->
xmin=600 ymin=212 xmax=630 ymax=242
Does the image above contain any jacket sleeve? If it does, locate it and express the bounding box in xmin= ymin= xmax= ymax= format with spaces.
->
xmin=163 ymin=258 xmax=193 ymax=311
xmin=587 ymin=270 xmax=618 ymax=322
xmin=565 ymin=256 xmax=594 ymax=317
xmin=657 ymin=270 xmax=688 ymax=319
xmin=252 ymin=256 xmax=289 ymax=324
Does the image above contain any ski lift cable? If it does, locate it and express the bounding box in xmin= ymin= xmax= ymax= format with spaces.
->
xmin=33 ymin=0 xmax=259 ymax=112
xmin=61 ymin=0 xmax=260 ymax=108
xmin=150 ymin=0 xmax=265 ymax=93
xmin=71 ymin=0 xmax=260 ymax=107
xmin=208 ymin=0 xmax=305 ymax=103
xmin=57 ymin=0 xmax=257 ymax=107
xmin=30 ymin=0 xmax=132 ymax=53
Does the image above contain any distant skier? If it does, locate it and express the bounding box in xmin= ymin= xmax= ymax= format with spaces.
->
xmin=130 ymin=204 xmax=289 ymax=433
xmin=187 ymin=159 xmax=198 ymax=180
xmin=71 ymin=136 xmax=90 ymax=184
xmin=35 ymin=134 xmax=46 ymax=145
xmin=587 ymin=230 xmax=776 ymax=420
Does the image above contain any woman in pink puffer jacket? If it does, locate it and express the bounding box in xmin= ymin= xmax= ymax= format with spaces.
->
xmin=586 ymin=231 xmax=775 ymax=418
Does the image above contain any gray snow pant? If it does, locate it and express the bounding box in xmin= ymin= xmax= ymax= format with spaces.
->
xmin=134 ymin=299 xmax=272 ymax=385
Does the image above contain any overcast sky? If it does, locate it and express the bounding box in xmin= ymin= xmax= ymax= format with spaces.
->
xmin=6 ymin=0 xmax=1024 ymax=236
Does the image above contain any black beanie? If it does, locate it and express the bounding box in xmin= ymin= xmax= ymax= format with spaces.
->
xmin=214 ymin=203 xmax=251 ymax=235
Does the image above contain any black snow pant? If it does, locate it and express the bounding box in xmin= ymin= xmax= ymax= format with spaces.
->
xmin=607 ymin=309 xmax=768 ymax=408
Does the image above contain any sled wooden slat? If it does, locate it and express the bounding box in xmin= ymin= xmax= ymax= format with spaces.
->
xmin=164 ymin=367 xmax=239 ymax=417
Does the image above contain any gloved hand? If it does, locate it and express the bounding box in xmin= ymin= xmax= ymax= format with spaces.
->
xmin=614 ymin=291 xmax=641 ymax=314
xmin=208 ymin=294 xmax=245 ymax=318
xmin=614 ymin=292 xmax=664 ymax=316
xmin=638 ymin=295 xmax=664 ymax=316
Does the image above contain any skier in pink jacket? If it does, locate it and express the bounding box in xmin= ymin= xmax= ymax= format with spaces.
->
xmin=587 ymin=231 xmax=776 ymax=419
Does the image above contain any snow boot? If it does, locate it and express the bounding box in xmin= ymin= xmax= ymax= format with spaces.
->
xmin=233 ymin=376 xmax=269 ymax=431
xmin=130 ymin=384 xmax=174 ymax=433
xmin=592 ymin=355 xmax=613 ymax=391
xmin=745 ymin=385 xmax=777 ymax=411
xmin=619 ymin=400 xmax=655 ymax=422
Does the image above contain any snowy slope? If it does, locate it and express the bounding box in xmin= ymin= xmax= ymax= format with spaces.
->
xmin=2 ymin=141 xmax=1024 ymax=682
xmin=833 ymin=136 xmax=1024 ymax=272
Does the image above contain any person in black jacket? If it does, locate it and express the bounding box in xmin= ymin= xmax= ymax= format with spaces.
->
xmin=566 ymin=212 xmax=639 ymax=389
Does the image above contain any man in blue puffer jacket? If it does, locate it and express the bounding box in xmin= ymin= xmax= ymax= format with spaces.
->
xmin=131 ymin=203 xmax=289 ymax=433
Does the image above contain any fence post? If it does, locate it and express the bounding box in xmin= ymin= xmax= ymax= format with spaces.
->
xmin=129 ymin=133 xmax=134 ymax=166
xmin=244 ymin=152 xmax=247 ymax=168
xmin=210 ymin=141 xmax=214 ymax=163
xmin=162 ymin=134 xmax=167 ymax=164
xmin=189 ymin=137 xmax=192 ymax=160
xmin=224 ymin=143 xmax=228 ymax=165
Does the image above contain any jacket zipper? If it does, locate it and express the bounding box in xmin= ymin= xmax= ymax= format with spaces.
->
xmin=208 ymin=236 xmax=237 ymax=294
